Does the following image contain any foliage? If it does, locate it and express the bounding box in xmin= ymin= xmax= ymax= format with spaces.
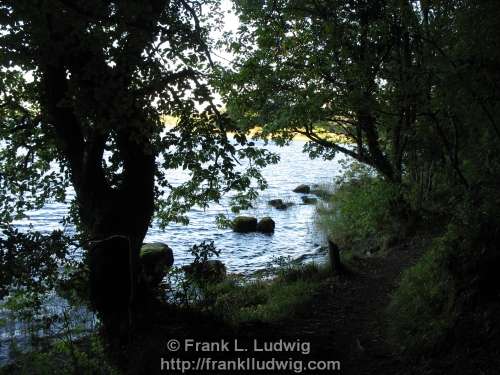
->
xmin=162 ymin=266 xmax=199 ymax=307
xmin=0 ymin=0 xmax=499 ymax=367
xmin=1 ymin=334 xmax=118 ymax=375
xmin=0 ymin=224 xmax=74 ymax=303
xmin=161 ymin=241 xmax=218 ymax=305
xmin=0 ymin=2 xmax=285 ymax=355
xmin=220 ymin=0 xmax=500 ymax=194
xmin=219 ymin=0 xmax=428 ymax=182
xmin=387 ymin=238 xmax=455 ymax=354
xmin=162 ymin=254 xmax=328 ymax=324
xmin=0 ymin=0 xmax=280 ymax=323
xmin=0 ymin=0 xmax=276 ymax=229
xmin=316 ymin=162 xmax=398 ymax=250
xmin=189 ymin=240 xmax=220 ymax=265
xmin=0 ymin=284 xmax=110 ymax=374
xmin=388 ymin=194 xmax=500 ymax=355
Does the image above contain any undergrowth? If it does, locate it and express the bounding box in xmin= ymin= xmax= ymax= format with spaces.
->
xmin=316 ymin=161 xmax=399 ymax=254
xmin=165 ymin=258 xmax=331 ymax=325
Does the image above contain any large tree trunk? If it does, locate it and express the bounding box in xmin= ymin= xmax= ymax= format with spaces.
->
xmin=85 ymin=192 xmax=154 ymax=343
xmin=42 ymin=56 xmax=156 ymax=351
xmin=42 ymin=57 xmax=156 ymax=345
xmin=82 ymin=133 xmax=156 ymax=343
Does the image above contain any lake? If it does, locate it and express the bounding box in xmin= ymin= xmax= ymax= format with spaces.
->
xmin=11 ymin=140 xmax=343 ymax=273
xmin=1 ymin=140 xmax=343 ymax=364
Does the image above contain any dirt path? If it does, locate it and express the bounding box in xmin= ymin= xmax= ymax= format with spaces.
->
xmin=278 ymin=239 xmax=426 ymax=374
xmin=135 ymin=239 xmax=426 ymax=375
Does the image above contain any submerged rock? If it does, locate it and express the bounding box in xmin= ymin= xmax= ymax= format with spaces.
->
xmin=257 ymin=217 xmax=275 ymax=234
xmin=140 ymin=242 xmax=174 ymax=287
xmin=278 ymin=202 xmax=295 ymax=210
xmin=232 ymin=216 xmax=258 ymax=233
xmin=268 ymin=199 xmax=284 ymax=207
xmin=293 ymin=184 xmax=310 ymax=193
xmin=301 ymin=196 xmax=318 ymax=205
xmin=268 ymin=199 xmax=294 ymax=210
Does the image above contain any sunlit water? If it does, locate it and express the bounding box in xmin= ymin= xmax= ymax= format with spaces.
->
xmin=0 ymin=140 xmax=343 ymax=364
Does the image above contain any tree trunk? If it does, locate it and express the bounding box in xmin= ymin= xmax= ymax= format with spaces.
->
xmin=83 ymin=185 xmax=154 ymax=343
xmin=88 ymin=234 xmax=138 ymax=343
xmin=328 ymin=240 xmax=343 ymax=275
xmin=42 ymin=56 xmax=156 ymax=345
xmin=82 ymin=142 xmax=155 ymax=343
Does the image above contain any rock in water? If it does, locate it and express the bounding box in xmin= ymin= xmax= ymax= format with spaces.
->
xmin=257 ymin=217 xmax=275 ymax=233
xmin=293 ymin=184 xmax=310 ymax=193
xmin=268 ymin=199 xmax=294 ymax=210
xmin=268 ymin=199 xmax=284 ymax=207
xmin=140 ymin=242 xmax=174 ymax=287
xmin=301 ymin=196 xmax=318 ymax=204
xmin=232 ymin=216 xmax=258 ymax=233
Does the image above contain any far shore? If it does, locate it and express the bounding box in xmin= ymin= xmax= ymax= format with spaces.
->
xmin=161 ymin=115 xmax=352 ymax=143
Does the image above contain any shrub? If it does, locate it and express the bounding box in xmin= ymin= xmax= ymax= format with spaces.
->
xmin=387 ymin=238 xmax=456 ymax=354
xmin=387 ymin=198 xmax=500 ymax=356
xmin=316 ymin=162 xmax=399 ymax=251
xmin=1 ymin=334 xmax=119 ymax=375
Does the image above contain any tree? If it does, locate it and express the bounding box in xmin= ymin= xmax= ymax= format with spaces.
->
xmin=0 ymin=0 xmax=274 ymax=340
xmin=221 ymin=0 xmax=499 ymax=195
xmin=219 ymin=0 xmax=415 ymax=183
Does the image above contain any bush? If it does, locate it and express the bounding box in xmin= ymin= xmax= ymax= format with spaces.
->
xmin=387 ymin=198 xmax=500 ymax=356
xmin=1 ymin=266 xmax=112 ymax=374
xmin=316 ymin=162 xmax=399 ymax=251
xmin=387 ymin=238 xmax=456 ymax=354
xmin=1 ymin=334 xmax=119 ymax=375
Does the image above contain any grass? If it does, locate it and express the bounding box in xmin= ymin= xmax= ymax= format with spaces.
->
xmin=387 ymin=240 xmax=456 ymax=355
xmin=200 ymin=262 xmax=331 ymax=325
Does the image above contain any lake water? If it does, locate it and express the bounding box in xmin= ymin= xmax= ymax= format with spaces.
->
xmin=11 ymin=140 xmax=343 ymax=273
xmin=1 ymin=140 xmax=343 ymax=364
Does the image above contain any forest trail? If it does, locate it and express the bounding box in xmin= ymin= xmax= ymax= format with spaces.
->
xmin=275 ymin=239 xmax=426 ymax=375
xmin=134 ymin=239 xmax=427 ymax=375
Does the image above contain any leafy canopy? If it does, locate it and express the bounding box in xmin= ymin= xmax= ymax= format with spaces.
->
xmin=0 ymin=0 xmax=277 ymax=228
xmin=0 ymin=0 xmax=278 ymax=302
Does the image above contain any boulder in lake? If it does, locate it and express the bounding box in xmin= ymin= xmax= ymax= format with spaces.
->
xmin=278 ymin=202 xmax=295 ymax=210
xmin=268 ymin=199 xmax=284 ymax=207
xmin=140 ymin=242 xmax=174 ymax=287
xmin=301 ymin=196 xmax=318 ymax=205
xmin=293 ymin=184 xmax=310 ymax=193
xmin=257 ymin=217 xmax=275 ymax=234
xmin=232 ymin=216 xmax=258 ymax=233
xmin=268 ymin=199 xmax=294 ymax=210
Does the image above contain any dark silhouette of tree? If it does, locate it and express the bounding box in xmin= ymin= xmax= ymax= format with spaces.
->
xmin=0 ymin=0 xmax=275 ymax=341
xmin=219 ymin=0 xmax=500 ymax=191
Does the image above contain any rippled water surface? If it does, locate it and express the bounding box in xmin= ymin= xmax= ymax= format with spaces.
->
xmin=13 ymin=141 xmax=342 ymax=272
